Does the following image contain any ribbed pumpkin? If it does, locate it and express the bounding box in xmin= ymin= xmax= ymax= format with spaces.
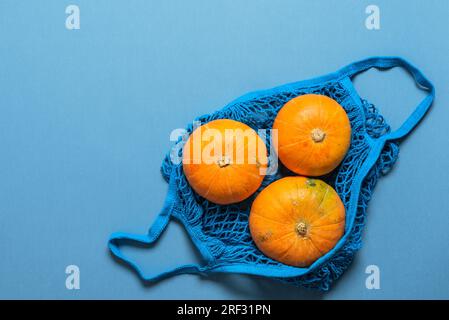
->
xmin=273 ymin=94 xmax=351 ymax=176
xmin=249 ymin=176 xmax=345 ymax=267
xmin=183 ymin=119 xmax=268 ymax=205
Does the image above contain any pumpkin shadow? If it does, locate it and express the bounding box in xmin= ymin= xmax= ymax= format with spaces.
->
xmin=201 ymin=273 xmax=325 ymax=300
xmin=201 ymin=247 xmax=364 ymax=299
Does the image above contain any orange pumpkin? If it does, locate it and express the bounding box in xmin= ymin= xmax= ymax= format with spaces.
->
xmin=183 ymin=119 xmax=268 ymax=205
xmin=273 ymin=94 xmax=351 ymax=176
xmin=249 ymin=176 xmax=345 ymax=267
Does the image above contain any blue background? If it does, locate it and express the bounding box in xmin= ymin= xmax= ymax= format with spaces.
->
xmin=1 ymin=0 xmax=448 ymax=299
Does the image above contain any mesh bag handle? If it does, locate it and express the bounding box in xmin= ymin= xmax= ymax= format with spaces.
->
xmin=108 ymin=172 xmax=211 ymax=282
xmin=340 ymin=56 xmax=435 ymax=141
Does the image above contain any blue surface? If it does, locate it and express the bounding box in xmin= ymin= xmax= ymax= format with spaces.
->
xmin=0 ymin=0 xmax=448 ymax=299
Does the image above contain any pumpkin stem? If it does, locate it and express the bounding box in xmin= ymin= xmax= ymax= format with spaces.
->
xmin=296 ymin=222 xmax=308 ymax=237
xmin=217 ymin=155 xmax=231 ymax=168
xmin=311 ymin=128 xmax=326 ymax=143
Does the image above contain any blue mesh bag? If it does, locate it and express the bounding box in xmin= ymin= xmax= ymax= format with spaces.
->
xmin=108 ymin=57 xmax=434 ymax=290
